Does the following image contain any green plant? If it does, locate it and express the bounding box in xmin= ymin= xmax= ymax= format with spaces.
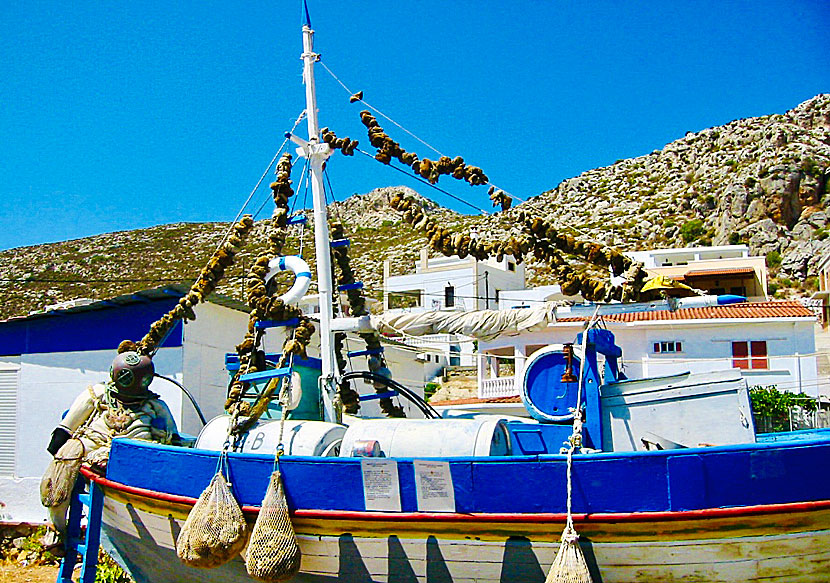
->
xmin=679 ymin=219 xmax=705 ymax=243
xmin=816 ymin=228 xmax=828 ymax=241
xmin=749 ymin=385 xmax=818 ymax=432
xmin=728 ymin=232 xmax=744 ymax=245
xmin=765 ymin=251 xmax=782 ymax=269
xmin=424 ymin=382 xmax=439 ymax=402
xmin=96 ymin=549 xmax=134 ymax=583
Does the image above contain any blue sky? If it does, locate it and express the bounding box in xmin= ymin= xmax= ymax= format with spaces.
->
xmin=1 ymin=1 xmax=828 ymax=251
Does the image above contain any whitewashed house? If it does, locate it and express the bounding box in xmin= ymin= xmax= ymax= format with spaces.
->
xmin=626 ymin=245 xmax=768 ymax=300
xmin=384 ymin=248 xmax=526 ymax=312
xmin=455 ymin=300 xmax=820 ymax=417
xmin=0 ymin=285 xmax=249 ymax=523
xmin=382 ymin=249 xmax=529 ymax=367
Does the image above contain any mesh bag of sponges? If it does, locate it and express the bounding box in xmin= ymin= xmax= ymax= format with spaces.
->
xmin=176 ymin=472 xmax=249 ymax=568
xmin=245 ymin=471 xmax=302 ymax=581
xmin=40 ymin=438 xmax=85 ymax=507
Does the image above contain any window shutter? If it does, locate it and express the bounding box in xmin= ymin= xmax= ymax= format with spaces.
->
xmin=0 ymin=368 xmax=18 ymax=476
xmin=732 ymin=341 xmax=749 ymax=369
xmin=750 ymin=340 xmax=768 ymax=369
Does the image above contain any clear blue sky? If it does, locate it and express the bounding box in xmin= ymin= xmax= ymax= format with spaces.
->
xmin=1 ymin=1 xmax=828 ymax=251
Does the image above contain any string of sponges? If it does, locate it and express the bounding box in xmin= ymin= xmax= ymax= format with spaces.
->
xmin=321 ymin=128 xmax=358 ymax=156
xmin=389 ymin=193 xmax=648 ymax=303
xmin=330 ymin=221 xmax=404 ymax=418
xmin=358 ymin=111 xmax=488 ymax=187
xmin=225 ymin=153 xmax=316 ymax=421
xmin=134 ymin=215 xmax=255 ymax=356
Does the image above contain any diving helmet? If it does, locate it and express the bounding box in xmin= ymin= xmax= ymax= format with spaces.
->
xmin=110 ymin=351 xmax=154 ymax=400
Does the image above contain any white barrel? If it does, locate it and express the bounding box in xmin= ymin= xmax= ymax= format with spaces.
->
xmin=339 ymin=417 xmax=512 ymax=458
xmin=265 ymin=255 xmax=312 ymax=305
xmin=196 ymin=415 xmax=345 ymax=457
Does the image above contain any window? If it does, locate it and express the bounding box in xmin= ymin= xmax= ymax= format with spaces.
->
xmin=732 ymin=341 xmax=767 ymax=370
xmin=389 ymin=290 xmax=422 ymax=309
xmin=730 ymin=286 xmax=746 ymax=296
xmin=507 ymin=262 xmax=516 ymax=272
xmin=652 ymin=341 xmax=682 ymax=354
xmin=444 ymin=285 xmax=455 ymax=308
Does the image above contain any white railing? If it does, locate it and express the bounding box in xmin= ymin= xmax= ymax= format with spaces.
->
xmin=387 ymin=334 xmax=457 ymax=347
xmin=479 ymin=376 xmax=519 ymax=399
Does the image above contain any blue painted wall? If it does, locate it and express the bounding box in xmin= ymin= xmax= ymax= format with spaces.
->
xmin=0 ymin=299 xmax=183 ymax=356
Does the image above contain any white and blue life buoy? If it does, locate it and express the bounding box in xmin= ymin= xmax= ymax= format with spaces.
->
xmin=265 ymin=255 xmax=312 ymax=305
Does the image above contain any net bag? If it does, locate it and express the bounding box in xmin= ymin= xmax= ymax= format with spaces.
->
xmin=40 ymin=438 xmax=85 ymax=507
xmin=176 ymin=472 xmax=249 ymax=568
xmin=245 ymin=471 xmax=302 ymax=581
xmin=545 ymin=526 xmax=593 ymax=583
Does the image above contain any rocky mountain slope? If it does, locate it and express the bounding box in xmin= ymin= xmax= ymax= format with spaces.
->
xmin=0 ymin=95 xmax=827 ymax=321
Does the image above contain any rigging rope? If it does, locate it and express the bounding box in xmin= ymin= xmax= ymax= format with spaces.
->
xmin=354 ymin=148 xmax=488 ymax=214
xmin=318 ymin=60 xmax=445 ymax=159
xmin=318 ymin=60 xmax=525 ymax=206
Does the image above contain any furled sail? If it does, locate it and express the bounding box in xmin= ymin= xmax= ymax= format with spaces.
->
xmin=370 ymin=303 xmax=556 ymax=341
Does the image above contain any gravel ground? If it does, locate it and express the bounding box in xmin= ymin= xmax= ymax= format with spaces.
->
xmin=0 ymin=564 xmax=61 ymax=583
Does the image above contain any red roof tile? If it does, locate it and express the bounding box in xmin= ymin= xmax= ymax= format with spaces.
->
xmin=558 ymin=301 xmax=813 ymax=324
xmin=429 ymin=395 xmax=523 ymax=406
xmin=680 ymin=267 xmax=757 ymax=278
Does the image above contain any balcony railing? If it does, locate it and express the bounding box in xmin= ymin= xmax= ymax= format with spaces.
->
xmin=479 ymin=376 xmax=518 ymax=399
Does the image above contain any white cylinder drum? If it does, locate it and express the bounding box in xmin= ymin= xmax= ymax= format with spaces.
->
xmin=195 ymin=415 xmax=345 ymax=457
xmin=338 ymin=417 xmax=512 ymax=458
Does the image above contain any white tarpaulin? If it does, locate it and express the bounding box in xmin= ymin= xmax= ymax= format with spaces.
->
xmin=370 ymin=303 xmax=556 ymax=341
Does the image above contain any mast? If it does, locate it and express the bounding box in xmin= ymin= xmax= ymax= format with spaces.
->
xmin=291 ymin=15 xmax=338 ymax=422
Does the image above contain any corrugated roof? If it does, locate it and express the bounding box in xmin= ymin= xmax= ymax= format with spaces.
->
xmin=680 ymin=267 xmax=757 ymax=278
xmin=3 ymin=283 xmax=249 ymax=324
xmin=558 ymin=301 xmax=813 ymax=324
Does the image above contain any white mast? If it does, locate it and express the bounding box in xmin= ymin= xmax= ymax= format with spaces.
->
xmin=291 ymin=19 xmax=338 ymax=422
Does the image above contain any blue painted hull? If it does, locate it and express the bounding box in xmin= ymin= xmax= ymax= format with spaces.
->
xmin=106 ymin=429 xmax=830 ymax=515
xmin=93 ymin=429 xmax=830 ymax=582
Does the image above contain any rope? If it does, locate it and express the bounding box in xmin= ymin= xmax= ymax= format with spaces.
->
xmin=319 ymin=59 xmax=523 ymax=208
xmin=564 ymin=306 xmax=600 ymax=526
xmin=355 ymin=148 xmax=488 ymax=214
xmin=318 ymin=60 xmax=445 ymax=158
xmin=220 ymin=111 xmax=307 ymax=246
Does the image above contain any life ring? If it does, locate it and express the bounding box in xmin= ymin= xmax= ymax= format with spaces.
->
xmin=265 ymin=255 xmax=312 ymax=305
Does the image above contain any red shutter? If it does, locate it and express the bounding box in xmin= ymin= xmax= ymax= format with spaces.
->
xmin=750 ymin=341 xmax=768 ymax=369
xmin=732 ymin=341 xmax=749 ymax=369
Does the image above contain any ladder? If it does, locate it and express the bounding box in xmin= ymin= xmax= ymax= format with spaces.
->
xmin=56 ymin=476 xmax=103 ymax=583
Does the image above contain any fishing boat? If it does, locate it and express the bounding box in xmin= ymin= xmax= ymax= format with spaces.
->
xmin=57 ymin=8 xmax=830 ymax=583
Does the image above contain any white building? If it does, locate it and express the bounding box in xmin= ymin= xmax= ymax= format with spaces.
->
xmin=384 ymin=249 xmax=526 ymax=313
xmin=0 ymin=285 xmax=249 ymax=523
xmin=465 ymin=301 xmax=820 ymax=415
xmin=382 ymin=250 xmax=528 ymax=367
xmin=626 ymin=245 xmax=768 ymax=300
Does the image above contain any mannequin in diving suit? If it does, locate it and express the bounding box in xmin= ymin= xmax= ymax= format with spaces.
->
xmin=42 ymin=350 xmax=179 ymax=553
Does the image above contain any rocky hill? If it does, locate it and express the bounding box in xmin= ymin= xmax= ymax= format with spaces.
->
xmin=0 ymin=95 xmax=828 ymax=321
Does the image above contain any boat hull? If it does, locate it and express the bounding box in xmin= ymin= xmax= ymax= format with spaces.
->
xmin=90 ymin=432 xmax=830 ymax=582
xmin=95 ymin=477 xmax=830 ymax=583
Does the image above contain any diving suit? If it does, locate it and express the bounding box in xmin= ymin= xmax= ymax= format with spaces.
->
xmin=41 ymin=351 xmax=179 ymax=552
